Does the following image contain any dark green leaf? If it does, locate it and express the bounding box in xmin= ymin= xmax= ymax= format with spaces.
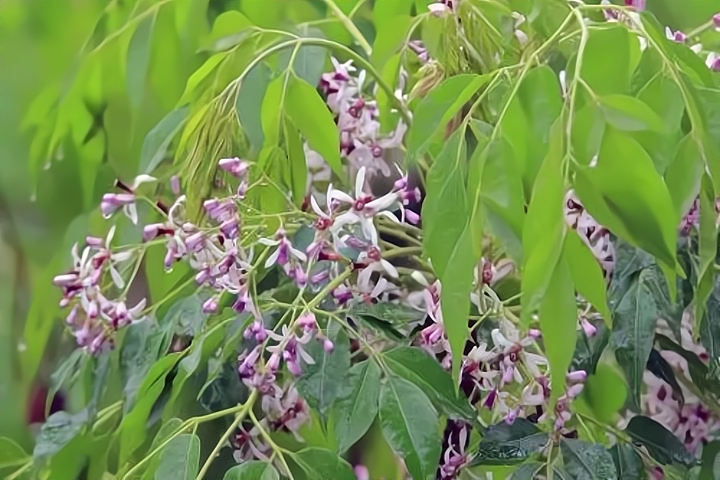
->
xmin=348 ymin=302 xmax=426 ymax=326
xmin=296 ymin=323 xmax=351 ymax=414
xmin=284 ymin=75 xmax=343 ymax=179
xmin=472 ymin=419 xmax=549 ymax=466
xmin=48 ymin=348 xmax=87 ymax=416
xmin=126 ymin=10 xmax=157 ymax=109
xmin=610 ymin=443 xmax=644 ymax=480
xmin=407 ymin=74 xmax=490 ymax=162
xmin=561 ymin=439 xmax=618 ymax=480
xmin=139 ymin=107 xmax=189 ymax=174
xmin=656 ymin=334 xmax=720 ymax=397
xmin=647 ymin=348 xmax=685 ymax=407
xmin=0 ymin=437 xmax=28 ymax=468
xmin=510 ymin=462 xmax=544 ymax=480
xmin=154 ymin=434 xmax=201 ymax=480
xmin=332 ymin=360 xmax=381 ymax=454
xmin=278 ymin=29 xmax=327 ymax=86
xmin=383 ymin=346 xmax=475 ymax=421
xmin=610 ymin=268 xmax=659 ymax=409
xmin=626 ymin=415 xmax=696 ymax=467
xmin=599 ymin=95 xmax=666 ymax=132
xmin=33 ymin=411 xmax=87 ymax=461
xmin=379 ymin=374 xmax=440 ymax=480
xmin=293 ymin=447 xmax=356 ymax=480
xmin=223 ymin=461 xmax=279 ymax=480
xmin=571 ymin=319 xmax=609 ymax=374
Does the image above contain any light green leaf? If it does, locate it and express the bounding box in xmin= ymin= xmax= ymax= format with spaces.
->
xmin=564 ymin=231 xmax=611 ymax=324
xmin=579 ymin=25 xmax=636 ymax=95
xmin=374 ymin=0 xmax=415 ymax=29
xmin=539 ymin=258 xmax=577 ymax=403
xmin=521 ymin=120 xmax=565 ymax=324
xmin=294 ymin=447 xmax=356 ymax=480
xmin=610 ymin=269 xmax=658 ymax=409
xmin=561 ymin=439 xmax=618 ymax=480
xmin=296 ymin=323 xmax=351 ymax=414
xmin=582 ymin=363 xmax=627 ymax=424
xmin=223 ymin=461 xmax=279 ymax=480
xmin=573 ymin=127 xmax=679 ymax=273
xmin=665 ymin=134 xmax=703 ymax=226
xmin=179 ymin=52 xmax=229 ymax=104
xmin=283 ymin=116 xmax=309 ymax=206
xmin=379 ymin=374 xmax=440 ymax=480
xmin=383 ymin=346 xmax=475 ymax=421
xmin=371 ymin=15 xmax=412 ymax=69
xmin=260 ymin=76 xmax=285 ymax=149
xmin=407 ymin=74 xmax=491 ymax=162
xmin=284 ymin=75 xmax=343 ymax=179
xmin=154 ymin=434 xmax=201 ymax=480
xmin=139 ymin=107 xmax=189 ymax=174
xmin=126 ymin=10 xmax=157 ymax=109
xmin=0 ymin=437 xmax=29 ymax=468
xmin=599 ymin=94 xmax=666 ymax=132
xmin=237 ymin=63 xmax=272 ymax=154
xmin=332 ymin=360 xmax=381 ymax=454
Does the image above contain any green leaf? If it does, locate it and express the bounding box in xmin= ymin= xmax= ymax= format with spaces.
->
xmin=700 ymin=440 xmax=720 ymax=480
xmin=521 ymin=120 xmax=565 ymax=324
xmin=0 ymin=437 xmax=28 ymax=468
xmin=223 ymin=461 xmax=280 ymax=480
xmin=510 ymin=462 xmax=545 ymax=480
xmin=599 ymin=95 xmax=666 ymax=132
xmin=564 ymin=231 xmax=611 ymax=324
xmin=284 ymin=74 xmax=343 ymax=179
xmin=348 ymin=302 xmax=426 ymax=326
xmin=179 ymin=52 xmax=229 ymax=104
xmin=581 ymin=363 xmax=627 ymax=424
xmin=472 ymin=419 xmax=549 ymax=466
xmin=407 ymin=74 xmax=490 ymax=162
xmin=625 ymin=416 xmax=696 ymax=467
xmin=296 ymin=323 xmax=350 ymax=414
xmin=610 ymin=268 xmax=659 ymax=409
xmin=647 ymin=348 xmax=685 ymax=407
xmin=260 ymin=76 xmax=285 ymax=150
xmin=539 ymin=257 xmax=577 ymax=403
xmin=579 ymin=25 xmax=636 ymax=95
xmin=139 ymin=107 xmax=189 ymax=174
xmin=145 ymin=418 xmax=184 ymax=478
xmin=379 ymin=374 xmax=440 ymax=480
xmin=277 ymin=28 xmax=327 ymax=87
xmin=293 ymin=447 xmax=356 ymax=480
xmin=665 ymin=134 xmax=703 ymax=226
xmin=656 ymin=334 xmax=720 ymax=397
xmin=33 ymin=411 xmax=87 ymax=461
xmin=154 ymin=434 xmax=201 ymax=480
xmin=237 ymin=63 xmax=272 ymax=155
xmin=573 ymin=127 xmax=679 ymax=273
xmin=560 ymin=439 xmax=618 ymax=480
xmin=571 ymin=319 xmax=609 ymax=374
xmin=120 ymin=319 xmax=173 ymax=409
xmin=126 ymin=10 xmax=157 ymax=109
xmin=383 ymin=346 xmax=475 ymax=421
xmin=283 ymin=116 xmax=309 ymax=206
xmin=332 ymin=360 xmax=381 ymax=454
xmin=371 ymin=15 xmax=412 ymax=69
xmin=373 ymin=0 xmax=414 ymax=28
xmin=48 ymin=348 xmax=87 ymax=416
xmin=610 ymin=444 xmax=644 ymax=480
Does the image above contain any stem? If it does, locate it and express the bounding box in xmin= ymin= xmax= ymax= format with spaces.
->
xmin=249 ymin=410 xmax=295 ymax=479
xmin=321 ymin=0 xmax=372 ymax=55
xmin=383 ymin=246 xmax=423 ymax=259
xmin=196 ymin=389 xmax=259 ymax=480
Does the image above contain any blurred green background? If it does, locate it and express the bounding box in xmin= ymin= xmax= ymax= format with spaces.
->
xmin=0 ymin=0 xmax=717 ymax=454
